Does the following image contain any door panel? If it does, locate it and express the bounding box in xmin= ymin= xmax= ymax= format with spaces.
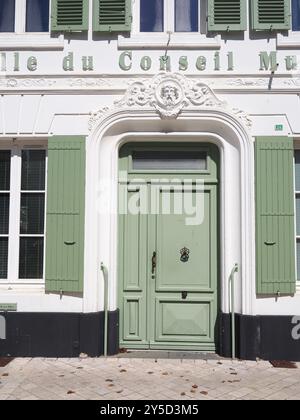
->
xmin=155 ymin=298 xmax=214 ymax=343
xmin=155 ymin=188 xmax=216 ymax=293
xmin=123 ymin=296 xmax=147 ymax=342
xmin=118 ymin=143 xmax=219 ymax=351
xmin=150 ymin=186 xmax=217 ymax=347
xmin=119 ymin=189 xmax=148 ymax=347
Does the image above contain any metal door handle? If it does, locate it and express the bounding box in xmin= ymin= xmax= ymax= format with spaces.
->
xmin=152 ymin=252 xmax=157 ymax=274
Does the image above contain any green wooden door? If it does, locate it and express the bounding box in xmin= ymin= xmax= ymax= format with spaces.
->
xmin=118 ymin=143 xmax=219 ymax=351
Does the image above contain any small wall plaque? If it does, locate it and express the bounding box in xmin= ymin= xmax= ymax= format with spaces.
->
xmin=275 ymin=124 xmax=284 ymax=132
xmin=0 ymin=303 xmax=17 ymax=312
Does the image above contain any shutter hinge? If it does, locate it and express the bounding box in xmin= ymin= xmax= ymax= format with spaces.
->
xmin=60 ymin=289 xmax=64 ymax=300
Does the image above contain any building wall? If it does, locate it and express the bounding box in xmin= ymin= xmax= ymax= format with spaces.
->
xmin=1 ymin=0 xmax=300 ymax=318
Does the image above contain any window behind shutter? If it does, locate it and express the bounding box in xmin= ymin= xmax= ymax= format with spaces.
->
xmin=256 ymin=137 xmax=296 ymax=295
xmin=251 ymin=0 xmax=291 ymax=30
xmin=208 ymin=0 xmax=247 ymax=31
xmin=51 ymin=0 xmax=89 ymax=32
xmin=93 ymin=0 xmax=132 ymax=32
xmin=45 ymin=136 xmax=85 ymax=294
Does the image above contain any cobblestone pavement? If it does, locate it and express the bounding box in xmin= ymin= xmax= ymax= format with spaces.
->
xmin=0 ymin=357 xmax=300 ymax=400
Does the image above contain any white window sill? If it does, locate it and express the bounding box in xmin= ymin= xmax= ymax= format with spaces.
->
xmin=0 ymin=283 xmax=45 ymax=294
xmin=118 ymin=33 xmax=221 ymax=50
xmin=0 ymin=33 xmax=64 ymax=50
xmin=277 ymin=32 xmax=300 ymax=48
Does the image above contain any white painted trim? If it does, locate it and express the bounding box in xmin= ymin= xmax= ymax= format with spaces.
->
xmin=0 ymin=34 xmax=64 ymax=50
xmin=118 ymin=34 xmax=221 ymax=50
xmin=84 ymin=107 xmax=255 ymax=316
xmin=277 ymin=32 xmax=300 ymax=48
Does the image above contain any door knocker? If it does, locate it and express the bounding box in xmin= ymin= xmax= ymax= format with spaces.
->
xmin=180 ymin=247 xmax=190 ymax=263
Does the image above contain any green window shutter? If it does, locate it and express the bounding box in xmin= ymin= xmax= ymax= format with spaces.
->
xmin=45 ymin=136 xmax=86 ymax=294
xmin=51 ymin=0 xmax=89 ymax=32
xmin=251 ymin=0 xmax=291 ymax=31
xmin=256 ymin=137 xmax=296 ymax=295
xmin=208 ymin=0 xmax=247 ymax=31
xmin=93 ymin=0 xmax=132 ymax=32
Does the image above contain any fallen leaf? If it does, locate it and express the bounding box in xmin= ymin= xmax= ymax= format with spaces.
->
xmin=270 ymin=361 xmax=298 ymax=369
xmin=67 ymin=390 xmax=75 ymax=395
xmin=108 ymin=384 xmax=114 ymax=387
xmin=120 ymin=369 xmax=127 ymax=373
xmin=181 ymin=392 xmax=186 ymax=396
xmin=0 ymin=358 xmax=14 ymax=368
xmin=162 ymin=372 xmax=169 ymax=376
xmin=217 ymin=362 xmax=223 ymax=365
xmin=148 ymin=371 xmax=154 ymax=375
xmin=76 ymin=367 xmax=83 ymax=370
xmin=2 ymin=373 xmax=9 ymax=377
xmin=105 ymin=379 xmax=114 ymax=382
xmin=192 ymin=384 xmax=198 ymax=389
xmin=230 ymin=372 xmax=238 ymax=376
xmin=200 ymin=391 xmax=208 ymax=396
xmin=116 ymin=390 xmax=123 ymax=394
xmin=190 ymin=390 xmax=196 ymax=394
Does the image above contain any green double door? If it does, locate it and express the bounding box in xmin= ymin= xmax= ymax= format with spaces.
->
xmin=118 ymin=143 xmax=219 ymax=351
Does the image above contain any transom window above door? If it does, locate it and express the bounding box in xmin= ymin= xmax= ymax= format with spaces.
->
xmin=140 ymin=0 xmax=200 ymax=32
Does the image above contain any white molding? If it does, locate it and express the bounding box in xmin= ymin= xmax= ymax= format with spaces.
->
xmin=0 ymin=34 xmax=64 ymax=50
xmin=277 ymin=32 xmax=300 ymax=48
xmin=118 ymin=34 xmax=221 ymax=50
xmin=84 ymin=77 xmax=255 ymax=316
xmin=1 ymin=74 xmax=300 ymax=94
xmin=88 ymin=72 xmax=252 ymax=130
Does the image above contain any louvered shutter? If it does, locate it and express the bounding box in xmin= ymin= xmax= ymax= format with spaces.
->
xmin=93 ymin=0 xmax=132 ymax=32
xmin=208 ymin=0 xmax=247 ymax=31
xmin=45 ymin=136 xmax=86 ymax=294
xmin=51 ymin=0 xmax=89 ymax=32
xmin=251 ymin=0 xmax=291 ymax=30
xmin=256 ymin=137 xmax=296 ymax=295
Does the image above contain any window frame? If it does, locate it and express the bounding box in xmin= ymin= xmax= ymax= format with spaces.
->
xmin=0 ymin=139 xmax=47 ymax=286
xmin=277 ymin=0 xmax=300 ymax=46
xmin=118 ymin=0 xmax=220 ymax=49
xmin=137 ymin=0 xmax=201 ymax=34
xmin=0 ymin=0 xmax=64 ymax=51
xmin=0 ymin=0 xmax=50 ymax=34
xmin=294 ymin=142 xmax=300 ymax=291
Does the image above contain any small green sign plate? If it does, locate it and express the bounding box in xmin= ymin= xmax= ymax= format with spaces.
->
xmin=0 ymin=303 xmax=17 ymax=312
xmin=275 ymin=124 xmax=284 ymax=131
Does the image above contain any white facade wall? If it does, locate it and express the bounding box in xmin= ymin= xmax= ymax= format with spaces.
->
xmin=1 ymin=0 xmax=300 ymax=316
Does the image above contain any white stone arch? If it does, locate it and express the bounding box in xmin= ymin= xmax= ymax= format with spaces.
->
xmin=83 ymin=73 xmax=255 ymax=322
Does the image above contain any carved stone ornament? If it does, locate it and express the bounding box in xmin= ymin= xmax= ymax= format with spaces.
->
xmin=88 ymin=72 xmax=252 ymax=131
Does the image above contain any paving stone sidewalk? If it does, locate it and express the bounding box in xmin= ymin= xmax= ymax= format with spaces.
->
xmin=0 ymin=357 xmax=300 ymax=400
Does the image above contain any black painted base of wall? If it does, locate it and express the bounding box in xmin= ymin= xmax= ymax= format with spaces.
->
xmin=1 ymin=310 xmax=300 ymax=360
xmin=217 ymin=313 xmax=300 ymax=361
xmin=0 ymin=311 xmax=119 ymax=358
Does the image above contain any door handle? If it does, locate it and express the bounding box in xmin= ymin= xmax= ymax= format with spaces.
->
xmin=264 ymin=241 xmax=276 ymax=246
xmin=152 ymin=252 xmax=157 ymax=275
